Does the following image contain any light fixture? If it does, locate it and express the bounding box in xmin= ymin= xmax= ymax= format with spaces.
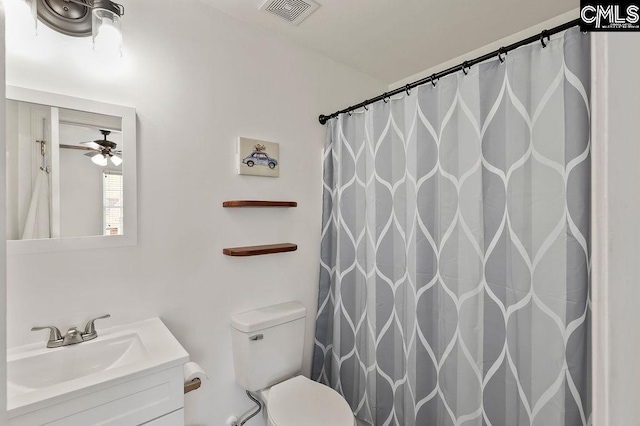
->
xmin=82 ymin=130 xmax=122 ymax=167
xmin=110 ymin=154 xmax=123 ymax=166
xmin=91 ymin=0 xmax=124 ymax=57
xmin=91 ymin=153 xmax=108 ymax=166
xmin=34 ymin=0 xmax=124 ymax=54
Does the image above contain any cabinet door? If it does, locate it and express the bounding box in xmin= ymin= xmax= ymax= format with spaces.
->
xmin=9 ymin=367 xmax=184 ymax=426
xmin=143 ymin=409 xmax=184 ymax=426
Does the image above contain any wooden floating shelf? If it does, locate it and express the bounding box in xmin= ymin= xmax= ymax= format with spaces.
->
xmin=223 ymin=243 xmax=297 ymax=257
xmin=223 ymin=200 xmax=297 ymax=208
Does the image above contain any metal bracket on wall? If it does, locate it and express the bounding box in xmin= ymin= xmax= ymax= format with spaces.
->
xmin=36 ymin=140 xmax=50 ymax=174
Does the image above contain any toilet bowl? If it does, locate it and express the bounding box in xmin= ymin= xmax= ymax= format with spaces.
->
xmin=260 ymin=376 xmax=354 ymax=426
xmin=230 ymin=302 xmax=355 ymax=426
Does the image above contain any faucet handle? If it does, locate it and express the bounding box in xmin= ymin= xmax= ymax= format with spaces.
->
xmin=82 ymin=314 xmax=111 ymax=341
xmin=31 ymin=326 xmax=63 ymax=348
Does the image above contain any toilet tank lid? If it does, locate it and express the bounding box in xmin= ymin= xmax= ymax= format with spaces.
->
xmin=231 ymin=302 xmax=306 ymax=333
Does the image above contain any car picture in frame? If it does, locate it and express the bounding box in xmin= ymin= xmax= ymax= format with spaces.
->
xmin=237 ymin=137 xmax=279 ymax=178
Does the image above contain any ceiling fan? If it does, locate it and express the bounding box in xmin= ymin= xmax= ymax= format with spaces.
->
xmin=60 ymin=129 xmax=123 ymax=167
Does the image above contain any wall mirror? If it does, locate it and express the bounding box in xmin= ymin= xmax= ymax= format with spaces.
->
xmin=5 ymin=86 xmax=137 ymax=254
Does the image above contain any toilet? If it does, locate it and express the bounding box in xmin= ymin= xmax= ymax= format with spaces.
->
xmin=230 ymin=302 xmax=355 ymax=426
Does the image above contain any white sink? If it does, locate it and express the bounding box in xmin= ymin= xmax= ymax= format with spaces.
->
xmin=7 ymin=318 xmax=189 ymax=418
xmin=9 ymin=333 xmax=148 ymax=391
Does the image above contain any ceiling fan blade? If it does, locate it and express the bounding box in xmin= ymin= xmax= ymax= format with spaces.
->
xmin=60 ymin=144 xmax=95 ymax=152
xmin=84 ymin=151 xmax=99 ymax=157
xmin=81 ymin=141 xmax=103 ymax=150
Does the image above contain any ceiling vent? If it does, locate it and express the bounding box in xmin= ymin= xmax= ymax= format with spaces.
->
xmin=260 ymin=0 xmax=320 ymax=26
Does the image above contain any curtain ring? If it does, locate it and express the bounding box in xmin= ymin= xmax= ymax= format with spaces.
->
xmin=462 ymin=61 xmax=470 ymax=75
xmin=405 ymin=85 xmax=411 ymax=96
xmin=348 ymin=111 xmax=352 ymax=116
xmin=540 ymin=30 xmax=550 ymax=48
xmin=383 ymin=95 xmax=390 ymax=103
xmin=363 ymin=104 xmax=369 ymax=111
xmin=431 ymin=74 xmax=438 ymax=87
xmin=498 ymin=47 xmax=507 ymax=63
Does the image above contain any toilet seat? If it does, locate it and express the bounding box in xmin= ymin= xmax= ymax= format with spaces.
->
xmin=266 ymin=376 xmax=354 ymax=426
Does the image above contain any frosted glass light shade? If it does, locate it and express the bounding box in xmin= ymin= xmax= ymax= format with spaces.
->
xmin=110 ymin=154 xmax=123 ymax=166
xmin=91 ymin=154 xmax=108 ymax=166
xmin=92 ymin=6 xmax=123 ymax=58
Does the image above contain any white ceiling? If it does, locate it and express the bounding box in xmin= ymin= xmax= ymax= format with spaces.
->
xmin=198 ymin=0 xmax=578 ymax=84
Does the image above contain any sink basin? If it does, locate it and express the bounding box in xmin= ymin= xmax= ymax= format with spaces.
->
xmin=9 ymin=333 xmax=148 ymax=391
xmin=7 ymin=318 xmax=189 ymax=417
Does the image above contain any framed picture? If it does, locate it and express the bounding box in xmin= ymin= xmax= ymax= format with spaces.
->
xmin=237 ymin=137 xmax=280 ymax=177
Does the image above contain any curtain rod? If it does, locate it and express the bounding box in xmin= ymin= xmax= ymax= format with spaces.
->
xmin=318 ymin=18 xmax=581 ymax=125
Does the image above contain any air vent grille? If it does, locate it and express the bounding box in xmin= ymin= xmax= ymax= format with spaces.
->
xmin=260 ymin=0 xmax=320 ymax=26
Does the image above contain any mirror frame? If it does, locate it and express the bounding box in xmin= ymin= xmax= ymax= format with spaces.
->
xmin=6 ymin=86 xmax=137 ymax=254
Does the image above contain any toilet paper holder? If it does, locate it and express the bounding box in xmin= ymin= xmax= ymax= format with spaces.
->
xmin=183 ymin=361 xmax=207 ymax=394
xmin=184 ymin=378 xmax=202 ymax=394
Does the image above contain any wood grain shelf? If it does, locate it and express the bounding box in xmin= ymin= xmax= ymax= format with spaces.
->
xmin=222 ymin=200 xmax=297 ymax=208
xmin=223 ymin=243 xmax=298 ymax=257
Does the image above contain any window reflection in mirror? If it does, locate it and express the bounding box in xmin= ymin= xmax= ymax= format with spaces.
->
xmin=6 ymin=100 xmax=123 ymax=240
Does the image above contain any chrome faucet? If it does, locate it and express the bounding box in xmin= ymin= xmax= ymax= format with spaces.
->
xmin=31 ymin=314 xmax=111 ymax=348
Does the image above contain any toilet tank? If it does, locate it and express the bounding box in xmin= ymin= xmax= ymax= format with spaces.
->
xmin=231 ymin=302 xmax=306 ymax=391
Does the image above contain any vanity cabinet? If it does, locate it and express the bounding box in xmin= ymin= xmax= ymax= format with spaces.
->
xmin=7 ymin=318 xmax=189 ymax=426
xmin=145 ymin=409 xmax=185 ymax=426
xmin=8 ymin=365 xmax=185 ymax=426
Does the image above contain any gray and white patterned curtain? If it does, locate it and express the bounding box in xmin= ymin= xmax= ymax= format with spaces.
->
xmin=313 ymin=28 xmax=591 ymax=426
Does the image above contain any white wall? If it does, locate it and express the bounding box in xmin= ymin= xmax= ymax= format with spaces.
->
xmin=59 ymin=145 xmax=105 ymax=238
xmin=0 ymin=2 xmax=7 ymax=424
xmin=593 ymin=32 xmax=640 ymax=426
xmin=389 ymin=9 xmax=579 ymax=90
xmin=4 ymin=1 xmax=385 ymax=425
xmin=59 ymin=124 xmax=122 ymax=238
xmin=6 ymin=100 xmax=19 ymax=240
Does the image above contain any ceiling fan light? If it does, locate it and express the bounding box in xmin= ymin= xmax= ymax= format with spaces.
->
xmin=110 ymin=154 xmax=123 ymax=166
xmin=91 ymin=153 xmax=108 ymax=166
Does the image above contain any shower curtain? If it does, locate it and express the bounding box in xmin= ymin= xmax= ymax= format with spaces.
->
xmin=21 ymin=168 xmax=51 ymax=240
xmin=312 ymin=28 xmax=591 ymax=426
